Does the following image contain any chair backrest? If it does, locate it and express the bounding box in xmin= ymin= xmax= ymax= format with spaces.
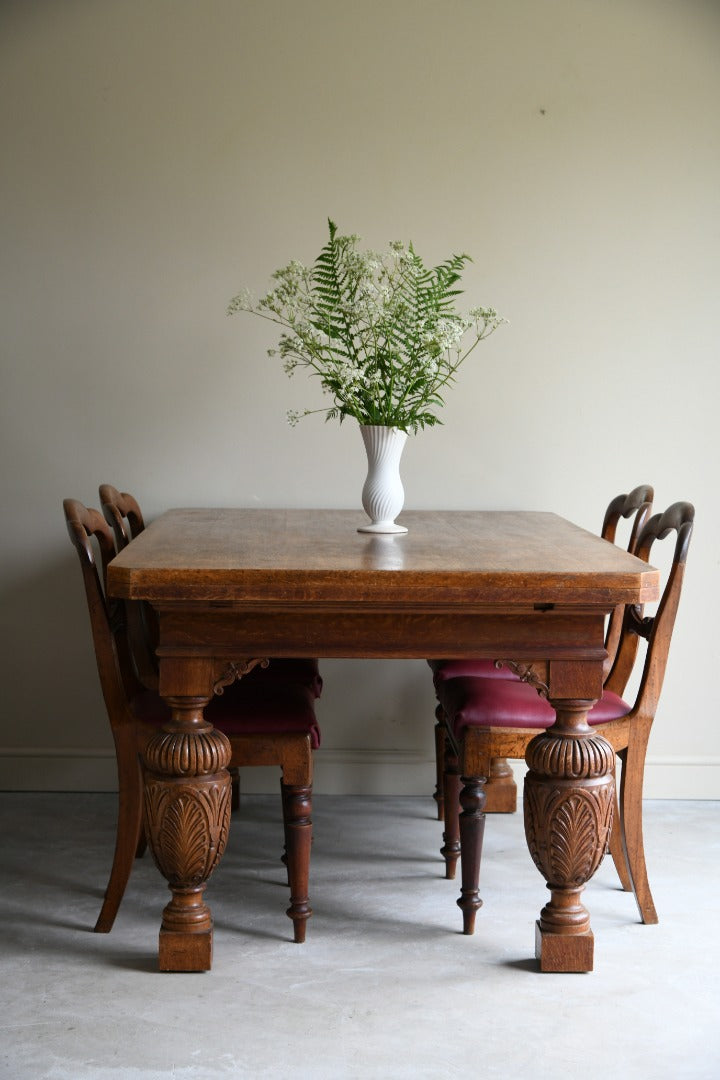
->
xmin=601 ymin=485 xmax=655 ymax=552
xmin=98 ymin=485 xmax=158 ymax=690
xmin=605 ymin=501 xmax=694 ymax=719
xmin=98 ymin=484 xmax=146 ymax=551
xmin=63 ymin=498 xmax=138 ymax=726
xmin=601 ymin=485 xmax=654 ymax=682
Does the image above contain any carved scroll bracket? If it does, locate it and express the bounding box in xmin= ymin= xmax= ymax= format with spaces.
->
xmin=494 ymin=659 xmax=549 ymax=698
xmin=212 ymin=657 xmax=270 ymax=696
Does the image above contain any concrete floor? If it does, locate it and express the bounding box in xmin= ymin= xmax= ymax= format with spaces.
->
xmin=1 ymin=793 xmax=718 ymax=1080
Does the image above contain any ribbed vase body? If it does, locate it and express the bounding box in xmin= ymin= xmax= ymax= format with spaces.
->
xmin=358 ymin=424 xmax=408 ymax=534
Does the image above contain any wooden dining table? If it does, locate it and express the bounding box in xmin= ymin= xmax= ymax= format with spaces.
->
xmin=107 ymin=507 xmax=659 ymax=973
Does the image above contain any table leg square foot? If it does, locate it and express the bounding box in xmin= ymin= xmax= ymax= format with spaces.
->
xmin=159 ymin=928 xmax=213 ymax=972
xmin=535 ymin=921 xmax=594 ymax=973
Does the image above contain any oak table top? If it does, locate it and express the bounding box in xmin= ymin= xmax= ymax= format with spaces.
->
xmin=108 ymin=507 xmax=658 ymax=606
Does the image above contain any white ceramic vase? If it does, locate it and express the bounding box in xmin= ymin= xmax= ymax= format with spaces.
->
xmin=357 ymin=424 xmax=409 ymax=534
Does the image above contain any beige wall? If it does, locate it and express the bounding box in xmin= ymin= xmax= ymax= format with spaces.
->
xmin=1 ymin=0 xmax=718 ymax=796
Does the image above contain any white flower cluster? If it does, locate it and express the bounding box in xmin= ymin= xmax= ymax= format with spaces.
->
xmin=228 ymin=221 xmax=506 ymax=432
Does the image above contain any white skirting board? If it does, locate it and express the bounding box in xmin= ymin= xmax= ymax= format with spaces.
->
xmin=0 ymin=748 xmax=719 ymax=799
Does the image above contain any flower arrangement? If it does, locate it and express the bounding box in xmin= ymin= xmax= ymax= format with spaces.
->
xmin=228 ymin=220 xmax=505 ymax=434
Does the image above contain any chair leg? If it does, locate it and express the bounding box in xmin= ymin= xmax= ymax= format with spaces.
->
xmin=280 ymin=778 xmax=289 ymax=873
xmin=607 ymin=762 xmax=633 ymax=893
xmin=94 ymin=739 xmax=144 ymax=933
xmin=282 ymin=781 xmax=313 ymax=942
xmin=457 ymin=774 xmax=486 ymax=935
xmin=440 ymin=737 xmax=461 ymax=880
xmin=134 ymin=830 xmax=148 ymax=859
xmin=618 ymin=721 xmax=658 ymax=924
xmin=484 ymin=757 xmax=518 ymax=813
xmin=230 ymin=767 xmax=240 ymax=813
xmin=433 ymin=712 xmax=446 ymax=821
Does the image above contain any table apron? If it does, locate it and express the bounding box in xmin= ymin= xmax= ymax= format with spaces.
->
xmin=154 ymin=607 xmax=608 ymax=663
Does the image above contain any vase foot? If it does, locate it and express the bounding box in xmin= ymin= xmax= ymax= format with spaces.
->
xmin=357 ymin=522 xmax=408 ymax=534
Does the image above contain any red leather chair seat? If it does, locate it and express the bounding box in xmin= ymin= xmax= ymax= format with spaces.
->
xmin=429 ymin=659 xmax=519 ymax=684
xmin=132 ymin=678 xmax=321 ymax=748
xmin=246 ymin=658 xmax=323 ymax=698
xmin=437 ymin=675 xmax=628 ymax=737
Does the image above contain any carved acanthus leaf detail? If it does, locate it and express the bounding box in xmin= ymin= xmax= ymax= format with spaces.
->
xmin=160 ymin=793 xmax=212 ymax=884
xmin=523 ymin=782 xmax=614 ymax=887
xmin=145 ymin=778 xmax=231 ymax=886
xmin=550 ymin=794 xmax=605 ymax=885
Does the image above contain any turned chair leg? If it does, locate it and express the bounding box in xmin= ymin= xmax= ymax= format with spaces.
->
xmin=457 ymin=774 xmax=486 ymax=935
xmin=433 ymin=713 xmax=446 ymax=821
xmin=281 ymin=781 xmax=313 ymax=942
xmin=440 ymin=739 xmax=461 ymax=880
xmin=280 ymin=778 xmax=289 ymax=874
xmin=617 ymin=722 xmax=658 ymax=924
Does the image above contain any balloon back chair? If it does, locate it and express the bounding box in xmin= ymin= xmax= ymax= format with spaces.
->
xmin=436 ymin=501 xmax=694 ymax=935
xmin=428 ymin=485 xmax=655 ymax=830
xmin=98 ymin=485 xmax=324 ymax=810
xmin=64 ymin=497 xmax=321 ymax=943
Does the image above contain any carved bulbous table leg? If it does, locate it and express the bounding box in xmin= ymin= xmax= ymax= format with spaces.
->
xmin=142 ymin=696 xmax=232 ymax=972
xmin=523 ymin=699 xmax=615 ymax=973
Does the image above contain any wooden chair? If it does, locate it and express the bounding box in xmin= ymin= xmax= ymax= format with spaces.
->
xmin=64 ymin=497 xmax=320 ymax=942
xmin=428 ymin=485 xmax=655 ymax=826
xmin=98 ymin=484 xmax=324 ymax=810
xmin=436 ymin=501 xmax=694 ymax=934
